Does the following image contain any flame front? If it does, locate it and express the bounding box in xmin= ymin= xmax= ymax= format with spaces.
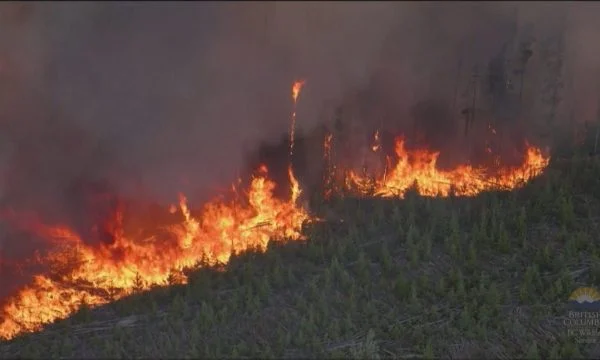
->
xmin=0 ymin=78 xmax=553 ymax=342
xmin=345 ymin=137 xmax=550 ymax=198
xmin=0 ymin=168 xmax=310 ymax=340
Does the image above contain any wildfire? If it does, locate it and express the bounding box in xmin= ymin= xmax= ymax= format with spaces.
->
xmin=0 ymin=80 xmax=312 ymax=341
xmin=345 ymin=136 xmax=550 ymax=198
xmin=0 ymin=78 xmax=553 ymax=342
xmin=0 ymin=168 xmax=310 ymax=340
xmin=287 ymin=80 xmax=305 ymax=203
xmin=289 ymin=80 xmax=305 ymax=156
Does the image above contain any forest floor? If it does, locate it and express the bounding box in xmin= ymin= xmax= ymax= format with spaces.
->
xmin=1 ymin=151 xmax=600 ymax=359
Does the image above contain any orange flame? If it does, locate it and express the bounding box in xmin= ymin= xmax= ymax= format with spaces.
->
xmin=345 ymin=137 xmax=550 ymax=198
xmin=0 ymin=77 xmax=553 ymax=342
xmin=322 ymin=133 xmax=335 ymax=200
xmin=0 ymin=79 xmax=313 ymax=341
xmin=0 ymin=168 xmax=311 ymax=340
xmin=371 ymin=130 xmax=381 ymax=152
xmin=288 ymin=165 xmax=302 ymax=204
xmin=292 ymin=80 xmax=305 ymax=104
xmin=289 ymin=80 xmax=306 ymax=156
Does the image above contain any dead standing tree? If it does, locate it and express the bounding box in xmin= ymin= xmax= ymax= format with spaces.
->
xmin=452 ymin=43 xmax=465 ymax=125
xmin=458 ymin=66 xmax=481 ymax=162
xmin=537 ymin=14 xmax=567 ymax=147
xmin=514 ymin=42 xmax=534 ymax=108
xmin=487 ymin=44 xmax=509 ymax=114
xmin=595 ymin=99 xmax=600 ymax=155
xmin=462 ymin=66 xmax=480 ymax=137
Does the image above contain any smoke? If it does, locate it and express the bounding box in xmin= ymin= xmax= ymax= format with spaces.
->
xmin=564 ymin=4 xmax=600 ymax=125
xmin=0 ymin=2 xmax=599 ymax=255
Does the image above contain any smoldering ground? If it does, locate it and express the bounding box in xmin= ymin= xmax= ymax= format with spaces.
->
xmin=0 ymin=2 xmax=600 ymax=299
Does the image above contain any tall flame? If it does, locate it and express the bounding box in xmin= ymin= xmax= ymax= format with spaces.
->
xmin=288 ymin=80 xmax=305 ymax=206
xmin=289 ymin=80 xmax=305 ymax=156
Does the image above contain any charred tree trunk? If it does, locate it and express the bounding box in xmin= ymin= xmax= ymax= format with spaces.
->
xmin=464 ymin=67 xmax=479 ymax=137
xmin=595 ymin=101 xmax=600 ymax=155
xmin=462 ymin=108 xmax=470 ymax=137
xmin=468 ymin=68 xmax=480 ymax=159
xmin=471 ymin=71 xmax=478 ymax=127
xmin=594 ymin=126 xmax=599 ymax=155
xmin=518 ymin=70 xmax=525 ymax=106
xmin=452 ymin=49 xmax=464 ymax=121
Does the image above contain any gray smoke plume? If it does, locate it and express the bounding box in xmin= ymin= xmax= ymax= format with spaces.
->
xmin=0 ymin=1 xmax=599 ymax=260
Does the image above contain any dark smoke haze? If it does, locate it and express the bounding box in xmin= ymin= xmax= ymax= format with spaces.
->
xmin=0 ymin=2 xmax=599 ymax=264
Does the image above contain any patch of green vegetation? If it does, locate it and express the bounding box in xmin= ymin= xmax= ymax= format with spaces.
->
xmin=1 ymin=155 xmax=600 ymax=359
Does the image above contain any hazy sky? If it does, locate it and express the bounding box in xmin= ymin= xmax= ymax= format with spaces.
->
xmin=0 ymin=1 xmax=598 ymax=208
xmin=1 ymin=1 xmax=600 ymax=299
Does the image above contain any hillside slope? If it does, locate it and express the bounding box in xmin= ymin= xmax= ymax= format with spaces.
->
xmin=1 ymin=154 xmax=600 ymax=359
